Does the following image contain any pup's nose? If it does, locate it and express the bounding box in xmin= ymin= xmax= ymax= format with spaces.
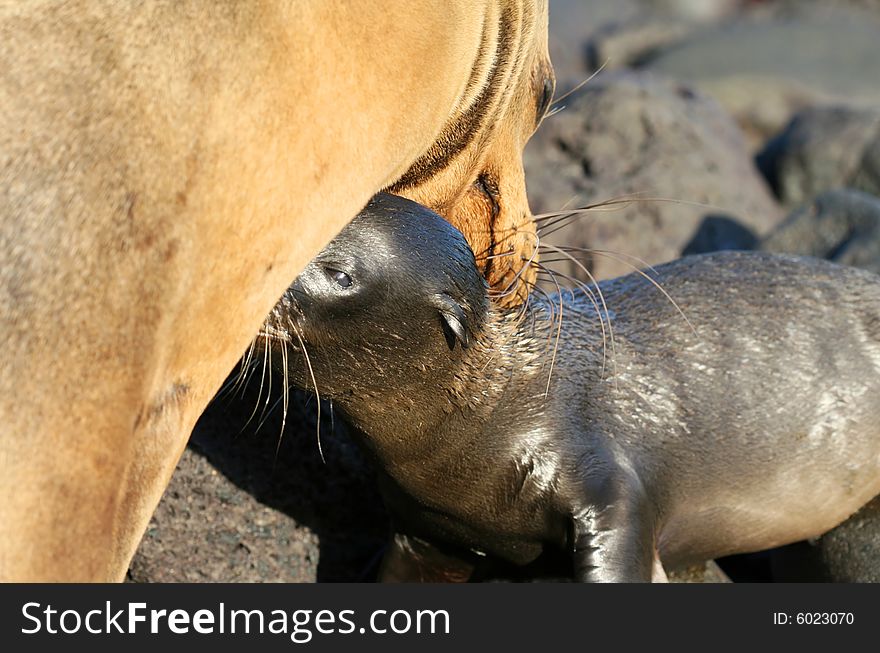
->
xmin=280 ymin=279 xmax=310 ymax=324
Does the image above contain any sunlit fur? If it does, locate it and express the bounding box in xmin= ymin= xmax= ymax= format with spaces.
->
xmin=0 ymin=1 xmax=552 ymax=581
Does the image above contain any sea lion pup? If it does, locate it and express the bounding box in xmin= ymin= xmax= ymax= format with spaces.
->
xmin=264 ymin=192 xmax=880 ymax=582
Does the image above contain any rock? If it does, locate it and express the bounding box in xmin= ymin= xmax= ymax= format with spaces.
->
xmin=547 ymin=0 xmax=641 ymax=84
xmin=641 ymin=10 xmax=880 ymax=147
xmin=585 ymin=18 xmax=701 ymax=75
xmin=668 ymin=561 xmax=732 ymax=583
xmin=128 ymin=445 xmax=320 ymax=583
xmin=771 ymin=497 xmax=880 ymax=583
xmin=757 ymin=106 xmax=880 ymax=207
xmin=853 ymin=135 xmax=880 ymax=198
xmin=759 ymin=188 xmax=880 ymax=274
xmin=550 ymin=0 xmax=741 ymax=89
xmin=524 ymin=70 xmax=782 ymax=281
xmin=681 ymin=215 xmax=758 ymax=256
xmin=584 ymin=0 xmax=742 ymax=74
xmin=649 ymin=0 xmax=742 ymax=22
xmin=129 ymin=371 xmax=389 ymax=582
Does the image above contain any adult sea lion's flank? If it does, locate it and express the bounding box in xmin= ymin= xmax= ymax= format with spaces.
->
xmin=0 ymin=0 xmax=553 ymax=580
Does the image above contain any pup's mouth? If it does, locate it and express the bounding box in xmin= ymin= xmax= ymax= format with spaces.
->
xmin=258 ymin=290 xmax=307 ymax=349
xmin=256 ymin=322 xmax=294 ymax=345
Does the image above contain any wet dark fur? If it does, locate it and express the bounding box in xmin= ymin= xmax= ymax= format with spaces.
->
xmin=266 ymin=193 xmax=880 ymax=582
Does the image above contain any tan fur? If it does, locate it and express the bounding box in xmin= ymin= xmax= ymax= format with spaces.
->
xmin=0 ymin=1 xmax=551 ymax=580
xmin=394 ymin=2 xmax=552 ymax=301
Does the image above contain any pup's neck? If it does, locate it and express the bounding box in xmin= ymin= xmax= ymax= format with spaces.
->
xmin=332 ymin=305 xmax=550 ymax=471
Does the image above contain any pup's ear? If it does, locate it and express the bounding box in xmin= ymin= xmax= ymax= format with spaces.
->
xmin=432 ymin=293 xmax=470 ymax=350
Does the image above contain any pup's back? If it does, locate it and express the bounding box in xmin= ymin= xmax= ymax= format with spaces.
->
xmin=543 ymin=251 xmax=880 ymax=566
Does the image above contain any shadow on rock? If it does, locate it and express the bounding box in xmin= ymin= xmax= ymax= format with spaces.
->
xmin=130 ymin=365 xmax=389 ymax=582
xmin=681 ymin=214 xmax=758 ymax=256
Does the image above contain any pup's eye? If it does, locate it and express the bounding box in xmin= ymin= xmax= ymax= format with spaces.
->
xmin=325 ymin=268 xmax=352 ymax=289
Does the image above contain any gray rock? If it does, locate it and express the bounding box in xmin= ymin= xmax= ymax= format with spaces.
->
xmin=852 ymin=131 xmax=880 ymax=198
xmin=642 ymin=11 xmax=880 ymax=147
xmin=771 ymin=497 xmax=880 ymax=583
xmin=584 ymin=0 xmax=742 ymax=74
xmin=757 ymin=106 xmax=880 ymax=207
xmin=648 ymin=0 xmax=743 ymax=22
xmin=550 ymin=0 xmax=741 ymax=89
xmin=681 ymin=215 xmax=758 ymax=256
xmin=586 ymin=18 xmax=704 ymax=75
xmin=759 ymin=188 xmax=880 ymax=274
xmin=547 ymin=0 xmax=641 ymax=84
xmin=524 ymin=70 xmax=782 ymax=281
xmin=129 ymin=374 xmax=389 ymax=582
xmin=668 ymin=561 xmax=732 ymax=583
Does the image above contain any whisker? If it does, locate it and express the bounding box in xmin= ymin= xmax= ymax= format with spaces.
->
xmin=480 ymin=271 xmax=551 ymax=375
xmin=514 ymin=289 xmax=534 ymax=333
xmin=538 ymin=243 xmax=618 ymax=385
xmin=484 ymin=249 xmax=522 ymax=261
xmin=294 ymin=329 xmax=326 ymax=464
xmin=550 ymin=245 xmax=696 ymax=336
xmin=329 ymin=399 xmax=335 ymax=434
xmin=534 ymin=263 xmax=564 ymax=398
xmin=236 ymin=339 xmax=258 ymax=393
xmin=219 ymin=339 xmax=258 ymax=401
xmin=258 ymin=334 xmax=276 ymax=427
xmin=487 ymin=230 xmax=541 ymax=302
xmin=242 ymin=335 xmax=272 ymax=432
xmin=535 ymin=195 xmax=735 ymax=243
xmin=559 ymin=193 xmax=582 ymax=212
xmin=535 ymin=200 xmax=648 ymax=238
xmin=544 ymin=104 xmax=565 ymax=119
xmin=470 ymin=211 xmax=544 ymax=262
xmin=533 ymin=195 xmax=650 ymax=221
xmin=467 ymin=194 xmax=730 ymax=272
xmin=534 ymin=263 xmax=609 ymax=378
xmin=255 ymin=391 xmax=285 ymax=435
xmin=277 ymin=337 xmax=290 ymax=458
xmin=236 ymin=342 xmax=265 ymax=400
xmin=527 ymin=283 xmax=561 ymax=343
xmin=549 ymin=59 xmax=609 ymax=107
xmin=583 ymin=248 xmax=660 ymax=276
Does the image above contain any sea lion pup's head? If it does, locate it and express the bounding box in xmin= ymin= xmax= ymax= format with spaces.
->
xmin=265 ymin=193 xmax=491 ymax=420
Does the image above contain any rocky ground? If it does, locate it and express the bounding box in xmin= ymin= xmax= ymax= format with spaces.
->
xmin=131 ymin=0 xmax=880 ymax=582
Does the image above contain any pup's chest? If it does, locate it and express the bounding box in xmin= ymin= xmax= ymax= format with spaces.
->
xmin=375 ymin=466 xmax=565 ymax=565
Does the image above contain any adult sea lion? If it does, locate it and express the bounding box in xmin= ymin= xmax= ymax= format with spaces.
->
xmin=264 ymin=193 xmax=880 ymax=582
xmin=0 ymin=1 xmax=553 ymax=580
